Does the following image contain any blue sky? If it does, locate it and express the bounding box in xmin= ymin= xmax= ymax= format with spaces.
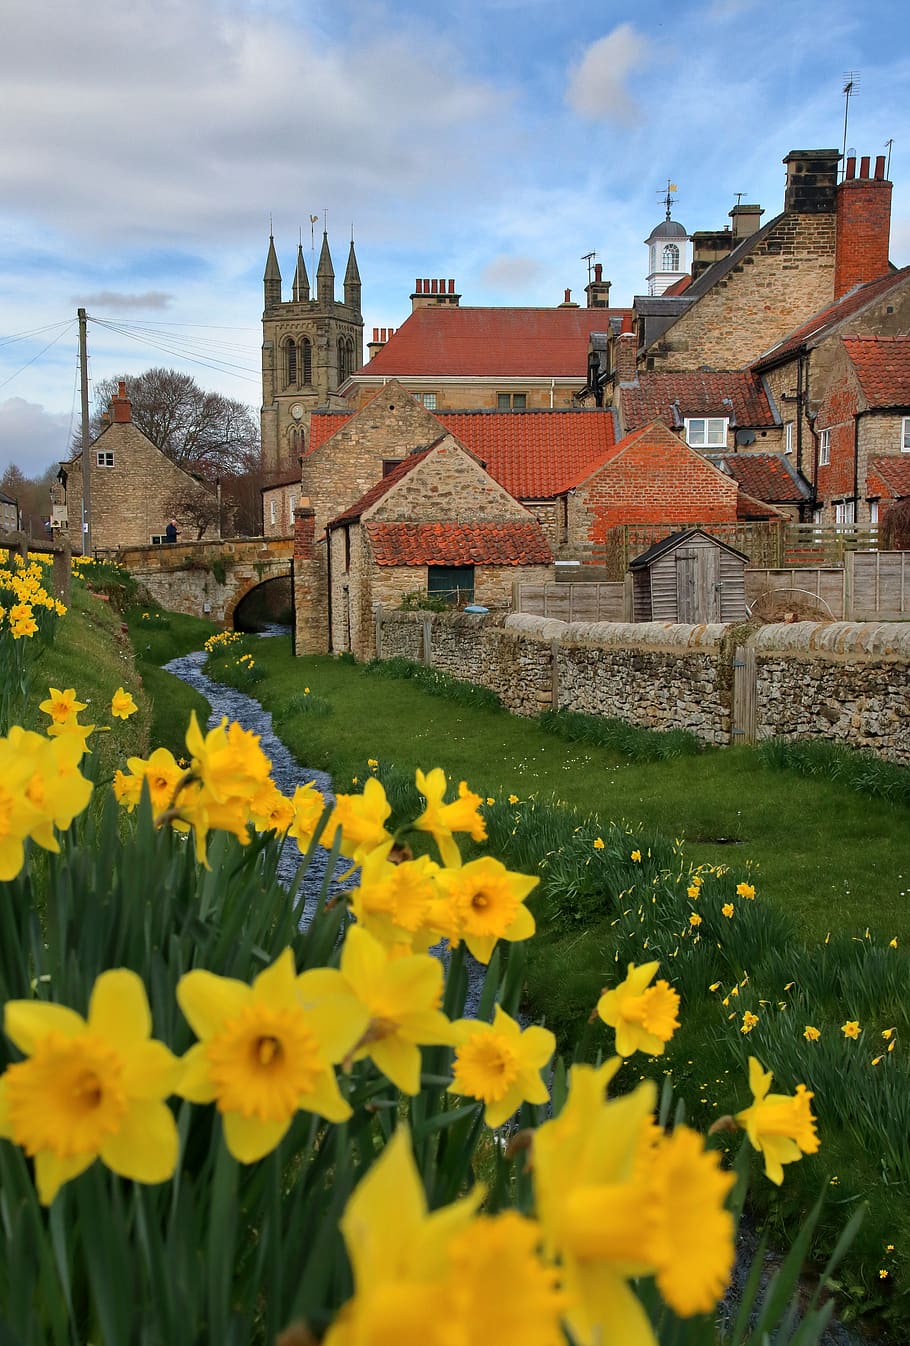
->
xmin=2 ymin=0 xmax=909 ymax=478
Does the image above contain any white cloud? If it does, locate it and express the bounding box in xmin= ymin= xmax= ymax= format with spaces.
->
xmin=480 ymin=255 xmax=545 ymax=292
xmin=566 ymin=25 xmax=650 ymax=124
xmin=73 ymin=292 xmax=173 ymax=311
xmin=0 ymin=398 xmax=74 ymax=478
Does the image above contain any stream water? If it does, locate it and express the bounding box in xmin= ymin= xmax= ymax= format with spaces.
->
xmin=163 ymin=644 xmax=875 ymax=1346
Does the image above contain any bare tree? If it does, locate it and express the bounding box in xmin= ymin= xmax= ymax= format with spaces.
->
xmin=80 ymin=369 xmax=260 ymax=477
xmin=163 ymin=483 xmax=223 ymax=542
xmin=882 ymin=498 xmax=910 ymax=550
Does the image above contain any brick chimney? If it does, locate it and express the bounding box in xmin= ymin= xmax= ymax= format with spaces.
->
xmin=367 ymin=327 xmax=395 ymax=360
xmin=729 ymin=202 xmax=764 ymax=241
xmin=293 ymin=499 xmax=316 ymax=559
xmin=835 ymin=154 xmax=892 ymax=297
xmin=110 ymin=380 xmax=132 ymax=424
xmin=614 ymin=312 xmax=638 ymax=384
xmin=410 ymin=277 xmax=461 ymax=312
xmin=558 ymin=288 xmax=579 ymax=308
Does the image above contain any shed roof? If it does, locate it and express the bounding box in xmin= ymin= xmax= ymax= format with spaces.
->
xmin=628 ymin=528 xmax=750 ymax=569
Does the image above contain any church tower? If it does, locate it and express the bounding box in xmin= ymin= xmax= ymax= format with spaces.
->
xmin=260 ymin=229 xmax=364 ymax=480
xmin=644 ymin=184 xmax=689 ymax=296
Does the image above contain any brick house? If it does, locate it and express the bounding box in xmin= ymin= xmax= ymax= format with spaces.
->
xmin=556 ymin=420 xmax=745 ymax=557
xmin=57 ymin=383 xmax=218 ymax=553
xmin=718 ymin=454 xmax=812 ymax=521
xmin=320 ymin=436 xmax=552 ymax=658
xmin=615 ymin=367 xmax=781 ymax=458
xmin=812 ymin=335 xmax=910 ymax=524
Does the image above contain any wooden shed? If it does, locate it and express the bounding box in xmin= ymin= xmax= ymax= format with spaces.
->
xmin=629 ymin=529 xmax=749 ymax=623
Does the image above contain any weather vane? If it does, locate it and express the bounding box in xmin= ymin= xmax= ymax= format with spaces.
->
xmin=657 ymin=180 xmax=678 ymax=221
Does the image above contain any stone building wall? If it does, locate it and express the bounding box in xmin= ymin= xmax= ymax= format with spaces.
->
xmin=370 ymin=609 xmax=910 ymax=764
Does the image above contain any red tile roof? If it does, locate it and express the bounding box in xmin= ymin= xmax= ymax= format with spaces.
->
xmin=364 ymin=520 xmax=553 ymax=566
xmin=752 ymin=267 xmax=910 ymax=370
xmin=868 ymin=455 xmax=910 ymax=497
xmin=842 ymin=336 xmax=910 ymax=407
xmin=661 ymin=274 xmax=692 ymax=297
xmin=435 ymin=409 xmax=617 ymax=498
xmin=328 ymin=450 xmax=432 ymax=527
xmin=620 ymin=370 xmax=775 ymax=431
xmin=357 ymin=306 xmax=630 ymax=379
xmin=310 ymin=410 xmax=354 ymax=449
xmin=720 ymin=453 xmax=811 ymax=503
xmin=736 ymin=491 xmax=783 ymax=520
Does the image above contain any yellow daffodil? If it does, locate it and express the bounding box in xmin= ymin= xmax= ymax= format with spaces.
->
xmin=349 ymin=843 xmax=443 ymax=951
xmin=803 ymin=1025 xmax=821 ymax=1042
xmin=445 ymin=1211 xmax=567 ymax=1346
xmin=593 ymin=837 xmax=605 ymax=850
xmin=434 ymin=854 xmax=538 ymax=964
xmin=114 ymin=746 xmax=185 ymax=815
xmin=321 ymin=776 xmax=393 ymax=863
xmin=689 ymin=912 xmax=702 ymax=927
xmin=631 ymin=849 xmax=642 ymax=862
xmin=185 ymin=712 xmax=272 ymax=804
xmin=734 ymin=1056 xmax=819 ymax=1185
xmin=741 ymin=1011 xmax=759 ymax=1034
xmin=533 ymin=1063 xmax=733 ymax=1346
xmin=323 ymin=1125 xmax=484 ymax=1346
xmin=38 ymin=687 xmax=87 ymax=725
xmin=287 ymin=780 xmax=327 ymax=853
xmin=45 ymin=719 xmax=97 ymax=754
xmin=722 ymin=903 xmax=735 ymax=918
xmin=687 ymin=883 xmax=700 ymax=898
xmin=297 ymin=925 xmax=451 ymax=1094
xmin=176 ymin=948 xmax=368 ymax=1161
xmin=596 ymin=961 xmax=680 ymax=1057
xmin=0 ymin=970 xmax=180 ymax=1204
xmin=413 ymin=767 xmax=487 ymax=867
xmin=248 ymin=780 xmax=295 ymax=835
xmin=841 ymin=1020 xmax=860 ymax=1039
xmin=736 ymin=882 xmax=756 ymax=900
xmin=508 ymin=794 xmax=519 ymax=805
xmin=110 ymin=687 xmax=138 ymax=719
xmin=449 ymin=1005 xmax=554 ymax=1127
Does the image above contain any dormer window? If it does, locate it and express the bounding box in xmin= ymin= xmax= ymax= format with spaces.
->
xmin=685 ymin=417 xmax=727 ymax=448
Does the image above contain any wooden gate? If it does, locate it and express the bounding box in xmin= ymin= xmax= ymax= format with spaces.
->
xmin=731 ymin=645 xmax=757 ymax=745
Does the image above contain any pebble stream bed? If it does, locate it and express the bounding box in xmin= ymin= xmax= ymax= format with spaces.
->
xmin=164 ymin=643 xmax=875 ymax=1346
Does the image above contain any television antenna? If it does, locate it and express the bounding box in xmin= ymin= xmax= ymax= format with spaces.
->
xmin=841 ymin=73 xmax=860 ymax=176
xmin=581 ymin=251 xmax=596 ymax=283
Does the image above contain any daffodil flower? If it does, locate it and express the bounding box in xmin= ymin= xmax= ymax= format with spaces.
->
xmin=414 ymin=767 xmax=486 ymax=867
xmin=110 ymin=687 xmax=138 ymax=720
xmin=449 ymin=1005 xmax=554 ymax=1126
xmin=434 ymin=854 xmax=538 ymax=964
xmin=176 ymin=948 xmax=368 ymax=1162
xmin=0 ymin=970 xmax=180 ymax=1203
xmin=734 ymin=1056 xmax=819 ymax=1185
xmin=596 ymin=961 xmax=680 ymax=1057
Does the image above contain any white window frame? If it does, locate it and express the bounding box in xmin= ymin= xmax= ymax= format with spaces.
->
xmin=902 ymin=416 xmax=910 ymax=451
xmin=834 ymin=499 xmax=855 ymax=526
xmin=497 ymin=392 xmax=527 ymax=410
xmin=869 ymin=500 xmax=880 ymax=525
xmin=417 ymin=392 xmax=438 ymax=410
xmin=269 ymin=499 xmax=276 ymax=526
xmin=685 ymin=417 xmax=728 ymax=449
xmin=96 ymin=450 xmax=114 ymax=467
xmin=785 ymin=421 xmax=794 ymax=455
xmin=818 ymin=429 xmax=830 ymax=466
xmin=288 ymin=491 xmax=297 ymax=521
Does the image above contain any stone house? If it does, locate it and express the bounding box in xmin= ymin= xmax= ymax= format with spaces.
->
xmin=752 ymin=268 xmax=910 ymax=523
xmin=718 ymin=454 xmax=813 ymax=521
xmin=0 ymin=490 xmax=18 ymax=533
xmin=320 ymin=436 xmax=553 ymax=658
xmin=57 ymin=383 xmax=218 ymax=554
xmin=341 ymin=285 xmax=631 ymax=413
xmin=614 ymin=367 xmax=781 ymax=458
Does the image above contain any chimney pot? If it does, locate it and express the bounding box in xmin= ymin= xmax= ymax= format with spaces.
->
xmin=564 ymin=288 xmax=571 ymax=303
xmin=416 ymin=279 xmax=422 ymax=293
xmin=875 ymin=155 xmax=886 ymax=180
xmin=845 ymin=156 xmax=856 ymax=180
xmin=620 ymin=312 xmax=633 ymax=335
xmin=431 ymin=279 xmax=438 ymax=293
xmin=372 ymin=327 xmax=379 ymax=341
xmin=448 ymin=278 xmax=455 ymax=293
xmin=860 ymin=155 xmax=870 ymax=178
xmin=594 ymin=262 xmax=602 ymax=281
xmin=423 ymin=278 xmax=430 ymax=291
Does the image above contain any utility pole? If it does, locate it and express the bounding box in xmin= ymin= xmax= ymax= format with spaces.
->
xmin=78 ymin=307 xmax=92 ymax=555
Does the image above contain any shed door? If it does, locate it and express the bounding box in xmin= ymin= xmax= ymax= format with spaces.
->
xmin=676 ymin=547 xmax=720 ymax=622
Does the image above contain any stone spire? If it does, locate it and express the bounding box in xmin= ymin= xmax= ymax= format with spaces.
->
xmin=293 ymin=244 xmax=310 ymax=303
xmin=317 ymin=232 xmax=335 ymax=306
xmin=343 ymin=239 xmax=362 ymax=313
xmin=263 ymin=233 xmax=282 ymax=308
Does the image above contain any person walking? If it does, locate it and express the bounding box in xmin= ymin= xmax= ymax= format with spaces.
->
xmin=165 ymin=518 xmax=178 ymax=543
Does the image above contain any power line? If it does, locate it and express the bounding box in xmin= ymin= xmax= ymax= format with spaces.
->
xmin=88 ymin=316 xmax=260 ymax=382
xmin=0 ymin=320 xmax=77 ymax=392
xmin=0 ymin=318 xmax=76 ymax=348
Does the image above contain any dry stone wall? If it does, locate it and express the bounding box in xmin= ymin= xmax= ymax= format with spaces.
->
xmin=372 ymin=609 xmax=910 ymax=764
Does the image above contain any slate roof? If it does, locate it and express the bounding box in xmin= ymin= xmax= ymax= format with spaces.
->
xmin=363 ymin=521 xmax=553 ymax=566
xmin=327 ymin=451 xmax=432 ymax=528
xmin=752 ymin=268 xmax=910 ymax=370
xmin=434 ymin=409 xmax=617 ymax=498
xmin=354 ymin=306 xmax=631 ymax=379
xmin=842 ymin=335 xmax=910 ymax=407
xmin=720 ymin=453 xmax=812 ymax=503
xmin=868 ymin=455 xmax=910 ymax=497
xmin=620 ymin=371 xmax=776 ymax=431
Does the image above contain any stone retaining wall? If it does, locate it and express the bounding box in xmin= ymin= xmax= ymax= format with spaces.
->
xmin=372 ymin=608 xmax=910 ymax=764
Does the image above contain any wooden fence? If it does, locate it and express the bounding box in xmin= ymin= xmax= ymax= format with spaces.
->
xmin=512 ymin=580 xmax=627 ymax=623
xmin=848 ymin=551 xmax=910 ymax=620
xmin=596 ymin=522 xmax=881 ymax=577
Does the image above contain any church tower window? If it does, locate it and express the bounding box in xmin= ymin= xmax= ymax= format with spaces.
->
xmin=301 ymin=338 xmax=312 ymax=385
xmin=285 ymin=339 xmax=297 ymax=387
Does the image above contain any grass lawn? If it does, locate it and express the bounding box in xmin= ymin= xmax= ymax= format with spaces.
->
xmin=218 ymin=637 xmax=910 ymax=945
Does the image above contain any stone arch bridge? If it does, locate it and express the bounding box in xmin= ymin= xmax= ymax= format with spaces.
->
xmin=114 ymin=537 xmax=294 ymax=626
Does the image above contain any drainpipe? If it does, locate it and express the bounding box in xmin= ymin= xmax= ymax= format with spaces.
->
xmin=853 ymin=413 xmax=860 ymax=524
xmin=325 ymin=529 xmax=334 ymax=653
